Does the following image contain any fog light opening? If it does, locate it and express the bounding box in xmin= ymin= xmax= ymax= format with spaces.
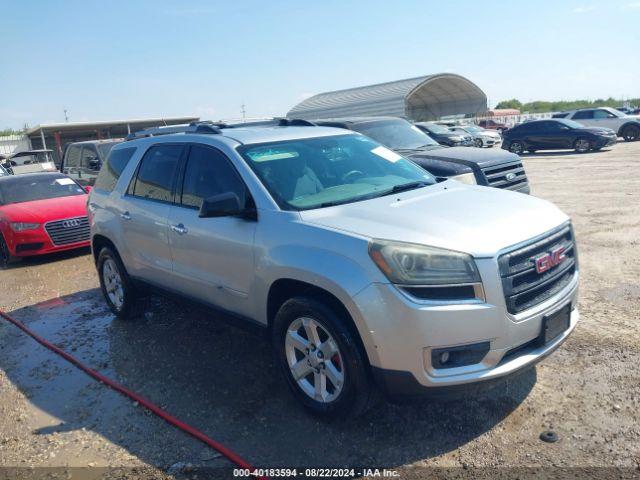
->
xmin=439 ymin=351 xmax=450 ymax=364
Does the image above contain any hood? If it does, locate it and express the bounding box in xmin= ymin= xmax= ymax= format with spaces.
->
xmin=577 ymin=126 xmax=616 ymax=135
xmin=1 ymin=194 xmax=88 ymax=223
xmin=407 ymin=146 xmax=519 ymax=168
xmin=300 ymin=181 xmax=568 ymax=258
xmin=479 ymin=130 xmax=501 ymax=138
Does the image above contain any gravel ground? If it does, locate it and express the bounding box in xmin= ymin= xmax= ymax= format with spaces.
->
xmin=0 ymin=141 xmax=639 ymax=479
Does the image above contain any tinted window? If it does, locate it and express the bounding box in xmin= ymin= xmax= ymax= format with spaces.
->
xmin=0 ymin=174 xmax=85 ymax=205
xmin=350 ymin=119 xmax=439 ymax=150
xmin=552 ymin=113 xmax=569 ymax=118
xmin=97 ymin=142 xmax=119 ymax=160
xmin=65 ymin=145 xmax=82 ymax=168
xmin=131 ymin=145 xmax=182 ymax=202
xmin=594 ymin=109 xmax=615 ymax=119
xmin=572 ymin=110 xmax=593 ymax=120
xmin=180 ymin=145 xmax=245 ymax=209
xmin=94 ymin=146 xmax=137 ymax=192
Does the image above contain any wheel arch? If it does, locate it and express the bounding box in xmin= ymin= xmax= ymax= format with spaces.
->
xmin=617 ymin=121 xmax=640 ymax=137
xmin=266 ymin=278 xmax=373 ymax=368
xmin=91 ymin=234 xmax=120 ymax=265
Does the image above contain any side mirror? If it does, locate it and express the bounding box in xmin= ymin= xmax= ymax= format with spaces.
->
xmin=88 ymin=158 xmax=101 ymax=169
xmin=84 ymin=185 xmax=93 ymax=193
xmin=199 ymin=191 xmax=255 ymax=219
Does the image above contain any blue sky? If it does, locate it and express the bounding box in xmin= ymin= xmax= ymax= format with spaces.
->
xmin=1 ymin=0 xmax=639 ymax=129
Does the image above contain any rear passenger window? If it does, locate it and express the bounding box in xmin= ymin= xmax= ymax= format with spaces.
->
xmin=573 ymin=110 xmax=593 ymax=120
xmin=65 ymin=145 xmax=81 ymax=168
xmin=131 ymin=145 xmax=183 ymax=202
xmin=94 ymin=147 xmax=137 ymax=192
xmin=180 ymin=145 xmax=245 ymax=209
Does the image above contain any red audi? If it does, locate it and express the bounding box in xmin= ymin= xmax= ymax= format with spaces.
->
xmin=0 ymin=172 xmax=90 ymax=268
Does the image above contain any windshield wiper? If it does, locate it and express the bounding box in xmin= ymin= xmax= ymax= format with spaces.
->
xmin=387 ymin=181 xmax=431 ymax=194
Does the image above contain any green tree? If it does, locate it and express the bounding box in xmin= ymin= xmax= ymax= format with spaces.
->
xmin=495 ymin=99 xmax=523 ymax=110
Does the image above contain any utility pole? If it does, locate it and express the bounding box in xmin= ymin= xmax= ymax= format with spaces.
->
xmin=241 ymin=103 xmax=246 ymax=122
xmin=64 ymin=109 xmax=69 ymax=122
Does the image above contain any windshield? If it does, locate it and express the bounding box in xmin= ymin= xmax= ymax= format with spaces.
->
xmin=461 ymin=125 xmax=483 ymax=134
xmin=420 ymin=123 xmax=450 ymax=134
xmin=0 ymin=174 xmax=85 ymax=205
xmin=349 ymin=119 xmax=439 ymax=150
xmin=238 ymin=134 xmax=436 ymax=211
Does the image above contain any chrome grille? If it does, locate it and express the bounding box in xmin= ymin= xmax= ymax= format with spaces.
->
xmin=498 ymin=225 xmax=577 ymax=314
xmin=482 ymin=160 xmax=529 ymax=192
xmin=44 ymin=216 xmax=90 ymax=246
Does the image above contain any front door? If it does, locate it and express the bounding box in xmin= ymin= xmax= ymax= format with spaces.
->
xmin=167 ymin=144 xmax=256 ymax=317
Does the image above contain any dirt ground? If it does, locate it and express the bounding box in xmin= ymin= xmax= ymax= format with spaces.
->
xmin=1 ymin=141 xmax=639 ymax=479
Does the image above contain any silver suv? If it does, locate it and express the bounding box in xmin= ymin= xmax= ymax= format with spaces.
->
xmin=89 ymin=121 xmax=579 ymax=418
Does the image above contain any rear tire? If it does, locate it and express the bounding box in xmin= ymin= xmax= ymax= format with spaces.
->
xmin=508 ymin=141 xmax=524 ymax=154
xmin=574 ymin=137 xmax=591 ymax=153
xmin=622 ymin=125 xmax=640 ymax=142
xmin=97 ymin=247 xmax=143 ymax=319
xmin=272 ymin=296 xmax=372 ymax=419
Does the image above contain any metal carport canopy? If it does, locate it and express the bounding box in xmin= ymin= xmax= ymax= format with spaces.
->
xmin=287 ymin=74 xmax=487 ymax=121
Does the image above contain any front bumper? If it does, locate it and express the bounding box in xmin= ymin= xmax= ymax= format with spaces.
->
xmin=3 ymin=227 xmax=90 ymax=257
xmin=352 ymin=261 xmax=579 ymax=396
xmin=594 ymin=136 xmax=617 ymax=148
xmin=481 ymin=136 xmax=502 ymax=147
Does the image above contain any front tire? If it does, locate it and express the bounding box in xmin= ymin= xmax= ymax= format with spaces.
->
xmin=0 ymin=232 xmax=14 ymax=269
xmin=272 ymin=296 xmax=372 ymax=419
xmin=474 ymin=138 xmax=483 ymax=148
xmin=508 ymin=140 xmax=524 ymax=154
xmin=97 ymin=247 xmax=142 ymax=319
xmin=622 ymin=125 xmax=640 ymax=142
xmin=574 ymin=137 xmax=591 ymax=153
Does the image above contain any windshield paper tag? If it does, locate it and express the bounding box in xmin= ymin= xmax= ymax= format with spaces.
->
xmin=55 ymin=178 xmax=75 ymax=185
xmin=371 ymin=146 xmax=402 ymax=163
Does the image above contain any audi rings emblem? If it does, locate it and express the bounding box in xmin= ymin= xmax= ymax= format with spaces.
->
xmin=62 ymin=219 xmax=81 ymax=228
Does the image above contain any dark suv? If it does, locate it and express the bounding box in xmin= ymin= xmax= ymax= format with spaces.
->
xmin=61 ymin=139 xmax=123 ymax=186
xmin=314 ymin=117 xmax=530 ymax=193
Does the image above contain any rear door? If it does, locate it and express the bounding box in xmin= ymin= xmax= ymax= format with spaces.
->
xmin=167 ymin=144 xmax=257 ymax=317
xmin=571 ymin=109 xmax=594 ymax=127
xmin=541 ymin=121 xmax=573 ymax=148
xmin=119 ymin=143 xmax=184 ymax=284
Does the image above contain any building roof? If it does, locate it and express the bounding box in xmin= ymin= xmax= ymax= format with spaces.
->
xmin=287 ymin=74 xmax=487 ymax=122
xmin=25 ymin=117 xmax=199 ymax=136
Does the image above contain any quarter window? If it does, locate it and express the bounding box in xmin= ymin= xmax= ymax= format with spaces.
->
xmin=94 ymin=146 xmax=137 ymax=192
xmin=593 ymin=109 xmax=615 ymax=119
xmin=180 ymin=145 xmax=245 ymax=209
xmin=131 ymin=145 xmax=183 ymax=202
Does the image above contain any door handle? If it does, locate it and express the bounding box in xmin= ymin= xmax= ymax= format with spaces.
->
xmin=171 ymin=223 xmax=188 ymax=235
xmin=121 ymin=211 xmax=131 ymax=221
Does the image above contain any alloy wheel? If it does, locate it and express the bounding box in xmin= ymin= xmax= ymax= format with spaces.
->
xmin=103 ymin=258 xmax=124 ymax=310
xmin=285 ymin=317 xmax=345 ymax=403
xmin=575 ymin=139 xmax=590 ymax=153
xmin=474 ymin=138 xmax=483 ymax=148
xmin=509 ymin=141 xmax=523 ymax=154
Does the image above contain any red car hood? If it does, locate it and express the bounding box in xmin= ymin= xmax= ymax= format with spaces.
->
xmin=1 ymin=194 xmax=88 ymax=223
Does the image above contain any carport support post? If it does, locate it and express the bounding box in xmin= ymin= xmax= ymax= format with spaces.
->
xmin=53 ymin=132 xmax=63 ymax=162
xmin=40 ymin=129 xmax=47 ymax=150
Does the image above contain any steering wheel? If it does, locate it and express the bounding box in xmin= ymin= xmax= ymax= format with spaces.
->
xmin=342 ymin=170 xmax=366 ymax=183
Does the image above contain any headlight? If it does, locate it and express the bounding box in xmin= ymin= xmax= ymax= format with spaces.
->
xmin=10 ymin=222 xmax=41 ymax=231
xmin=450 ymin=172 xmax=477 ymax=185
xmin=369 ymin=240 xmax=481 ymax=285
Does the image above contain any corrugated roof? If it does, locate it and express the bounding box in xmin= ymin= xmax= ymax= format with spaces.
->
xmin=287 ymin=74 xmax=487 ymax=121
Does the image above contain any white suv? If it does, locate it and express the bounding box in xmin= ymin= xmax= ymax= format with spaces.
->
xmin=554 ymin=107 xmax=640 ymax=141
xmin=89 ymin=121 xmax=579 ymax=418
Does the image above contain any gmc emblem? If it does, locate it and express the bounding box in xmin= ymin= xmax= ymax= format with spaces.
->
xmin=534 ymin=247 xmax=566 ymax=274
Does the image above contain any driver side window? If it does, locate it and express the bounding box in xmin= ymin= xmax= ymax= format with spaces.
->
xmin=180 ymin=145 xmax=246 ymax=209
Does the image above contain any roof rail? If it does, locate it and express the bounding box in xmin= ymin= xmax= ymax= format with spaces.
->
xmin=125 ymin=121 xmax=222 ymax=140
xmin=223 ymin=117 xmax=316 ymax=128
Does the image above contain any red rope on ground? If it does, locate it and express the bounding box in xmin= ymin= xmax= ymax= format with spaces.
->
xmin=0 ymin=308 xmax=267 ymax=480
